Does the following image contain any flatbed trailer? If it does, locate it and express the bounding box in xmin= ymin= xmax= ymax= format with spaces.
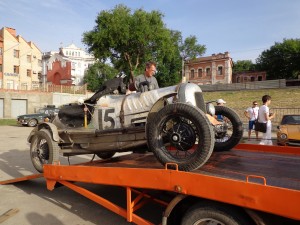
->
xmin=1 ymin=143 xmax=300 ymax=225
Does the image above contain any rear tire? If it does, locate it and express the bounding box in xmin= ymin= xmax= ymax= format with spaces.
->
xmin=181 ymin=201 xmax=252 ymax=225
xmin=30 ymin=129 xmax=60 ymax=173
xmin=147 ymin=103 xmax=214 ymax=171
xmin=214 ymin=106 xmax=243 ymax=152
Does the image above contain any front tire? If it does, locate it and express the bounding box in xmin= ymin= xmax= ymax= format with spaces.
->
xmin=30 ymin=129 xmax=60 ymax=173
xmin=28 ymin=119 xmax=38 ymax=127
xmin=214 ymin=106 xmax=243 ymax=152
xmin=147 ymin=103 xmax=214 ymax=171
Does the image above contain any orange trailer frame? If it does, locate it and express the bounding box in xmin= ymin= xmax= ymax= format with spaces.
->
xmin=1 ymin=143 xmax=300 ymax=225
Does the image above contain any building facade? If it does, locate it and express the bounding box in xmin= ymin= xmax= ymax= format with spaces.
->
xmin=0 ymin=27 xmax=42 ymax=90
xmin=43 ymin=44 xmax=95 ymax=86
xmin=232 ymin=71 xmax=267 ymax=83
xmin=184 ymin=52 xmax=233 ymax=85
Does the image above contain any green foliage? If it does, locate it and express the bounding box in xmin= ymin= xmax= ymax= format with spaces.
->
xmin=179 ymin=35 xmax=206 ymax=60
xmin=233 ymin=60 xmax=256 ymax=73
xmin=83 ymin=62 xmax=118 ymax=92
xmin=256 ymin=39 xmax=300 ymax=79
xmin=83 ymin=5 xmax=177 ymax=83
xmin=83 ymin=4 xmax=207 ymax=87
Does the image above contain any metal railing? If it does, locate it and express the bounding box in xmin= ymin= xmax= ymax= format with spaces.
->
xmin=200 ymin=79 xmax=290 ymax=92
xmin=1 ymin=83 xmax=88 ymax=95
xmin=234 ymin=107 xmax=300 ymax=126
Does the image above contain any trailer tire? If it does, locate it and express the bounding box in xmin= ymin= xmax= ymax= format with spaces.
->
xmin=30 ymin=128 xmax=60 ymax=173
xmin=181 ymin=202 xmax=252 ymax=225
xmin=214 ymin=106 xmax=243 ymax=152
xmin=147 ymin=103 xmax=214 ymax=171
xmin=96 ymin=152 xmax=115 ymax=159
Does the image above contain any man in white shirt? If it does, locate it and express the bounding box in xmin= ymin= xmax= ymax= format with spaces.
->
xmin=244 ymin=101 xmax=259 ymax=140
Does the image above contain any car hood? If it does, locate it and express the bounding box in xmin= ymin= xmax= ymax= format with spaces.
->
xmin=281 ymin=125 xmax=300 ymax=139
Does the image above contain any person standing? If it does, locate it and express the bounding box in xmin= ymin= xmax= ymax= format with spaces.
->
xmin=216 ymin=99 xmax=226 ymax=121
xmin=134 ymin=61 xmax=159 ymax=92
xmin=244 ymin=101 xmax=259 ymax=140
xmin=258 ymin=95 xmax=275 ymax=145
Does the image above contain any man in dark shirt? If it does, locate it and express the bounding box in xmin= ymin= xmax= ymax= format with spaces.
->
xmin=134 ymin=61 xmax=159 ymax=92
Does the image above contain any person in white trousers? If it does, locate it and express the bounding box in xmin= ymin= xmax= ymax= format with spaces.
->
xmin=258 ymin=95 xmax=276 ymax=145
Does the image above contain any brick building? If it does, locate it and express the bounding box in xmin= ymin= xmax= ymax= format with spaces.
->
xmin=45 ymin=53 xmax=72 ymax=85
xmin=184 ymin=52 xmax=233 ymax=85
xmin=232 ymin=71 xmax=267 ymax=83
xmin=43 ymin=44 xmax=95 ymax=86
xmin=0 ymin=27 xmax=42 ymax=90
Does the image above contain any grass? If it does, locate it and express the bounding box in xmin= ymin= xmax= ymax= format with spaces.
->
xmin=202 ymin=87 xmax=300 ymax=109
xmin=0 ymin=119 xmax=18 ymax=126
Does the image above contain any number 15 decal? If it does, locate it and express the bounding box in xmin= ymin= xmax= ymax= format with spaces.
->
xmin=98 ymin=108 xmax=115 ymax=130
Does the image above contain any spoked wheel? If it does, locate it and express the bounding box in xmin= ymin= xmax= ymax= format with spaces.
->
xmin=214 ymin=106 xmax=244 ymax=152
xmin=30 ymin=129 xmax=60 ymax=173
xmin=96 ymin=152 xmax=116 ymax=159
xmin=147 ymin=103 xmax=214 ymax=171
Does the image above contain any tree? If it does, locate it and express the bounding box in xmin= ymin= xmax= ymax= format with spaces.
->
xmin=83 ymin=62 xmax=118 ymax=92
xmin=178 ymin=35 xmax=206 ymax=80
xmin=256 ymin=39 xmax=300 ymax=79
xmin=233 ymin=60 xmax=256 ymax=73
xmin=83 ymin=4 xmax=180 ymax=85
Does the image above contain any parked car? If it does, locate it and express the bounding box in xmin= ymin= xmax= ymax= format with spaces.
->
xmin=277 ymin=115 xmax=300 ymax=146
xmin=27 ymin=76 xmax=243 ymax=173
xmin=17 ymin=105 xmax=59 ymax=127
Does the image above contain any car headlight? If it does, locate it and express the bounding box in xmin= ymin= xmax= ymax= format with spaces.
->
xmin=206 ymin=103 xmax=215 ymax=116
xmin=280 ymin=133 xmax=288 ymax=140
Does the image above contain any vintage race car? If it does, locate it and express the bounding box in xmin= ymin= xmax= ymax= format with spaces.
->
xmin=28 ymin=76 xmax=243 ymax=172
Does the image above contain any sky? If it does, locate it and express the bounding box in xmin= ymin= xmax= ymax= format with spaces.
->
xmin=1 ymin=0 xmax=300 ymax=62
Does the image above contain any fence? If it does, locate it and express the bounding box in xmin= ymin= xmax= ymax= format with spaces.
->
xmin=234 ymin=107 xmax=300 ymax=126
xmin=1 ymin=83 xmax=88 ymax=95
xmin=200 ymin=79 xmax=289 ymax=92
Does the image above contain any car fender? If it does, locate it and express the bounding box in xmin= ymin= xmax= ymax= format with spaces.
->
xmin=27 ymin=122 xmax=60 ymax=143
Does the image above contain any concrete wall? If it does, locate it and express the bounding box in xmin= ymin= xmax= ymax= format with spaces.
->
xmin=0 ymin=90 xmax=92 ymax=118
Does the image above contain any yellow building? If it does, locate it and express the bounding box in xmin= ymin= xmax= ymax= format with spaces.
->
xmin=0 ymin=27 xmax=42 ymax=90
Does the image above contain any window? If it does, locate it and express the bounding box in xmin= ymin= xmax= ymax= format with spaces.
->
xmin=27 ymin=55 xmax=31 ymax=63
xmin=190 ymin=69 xmax=194 ymax=79
xmin=14 ymin=50 xmax=20 ymax=58
xmin=14 ymin=65 xmax=19 ymax=74
xmin=198 ymin=69 xmax=203 ymax=77
xmin=217 ymin=66 xmax=223 ymax=75
xmin=0 ymin=64 xmax=2 ymax=72
xmin=251 ymin=77 xmax=255 ymax=82
xmin=6 ymin=80 xmax=14 ymax=89
xmin=206 ymin=67 xmax=211 ymax=76
xmin=27 ymin=69 xmax=31 ymax=77
xmin=0 ymin=47 xmax=2 ymax=55
xmin=78 ymin=52 xmax=80 ymax=57
xmin=66 ymin=51 xmax=68 ymax=55
xmin=258 ymin=76 xmax=262 ymax=81
xmin=38 ymin=59 xmax=42 ymax=66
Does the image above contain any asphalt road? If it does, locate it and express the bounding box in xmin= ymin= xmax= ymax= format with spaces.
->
xmin=0 ymin=126 xmax=162 ymax=225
